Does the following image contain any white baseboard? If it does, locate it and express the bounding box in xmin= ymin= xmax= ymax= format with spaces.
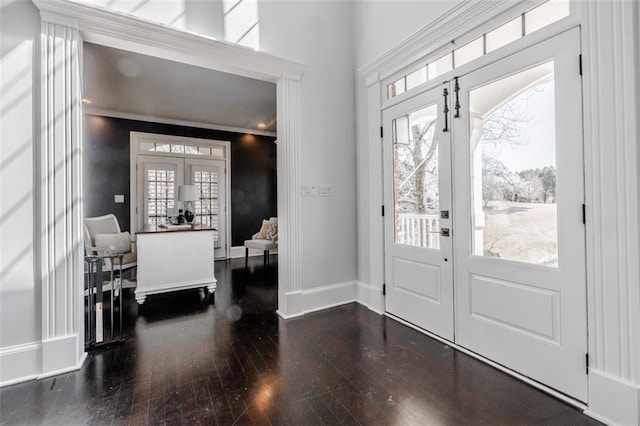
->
xmin=585 ymin=370 xmax=640 ymax=426
xmin=277 ymin=281 xmax=357 ymax=319
xmin=355 ymin=281 xmax=385 ymax=314
xmin=0 ymin=342 xmax=41 ymax=387
xmin=40 ymin=334 xmax=82 ymax=377
xmin=229 ymin=245 xmax=279 ymax=259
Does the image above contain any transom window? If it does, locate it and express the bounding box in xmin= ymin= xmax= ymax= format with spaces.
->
xmin=387 ymin=0 xmax=569 ymax=99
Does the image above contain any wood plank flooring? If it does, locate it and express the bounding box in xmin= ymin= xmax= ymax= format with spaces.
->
xmin=0 ymin=256 xmax=600 ymax=425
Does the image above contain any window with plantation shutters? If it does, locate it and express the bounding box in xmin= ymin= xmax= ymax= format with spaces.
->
xmin=193 ymin=167 xmax=222 ymax=248
xmin=145 ymin=168 xmax=176 ymax=226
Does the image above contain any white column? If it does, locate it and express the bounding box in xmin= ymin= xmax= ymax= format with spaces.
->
xmin=276 ymin=77 xmax=303 ymax=317
xmin=581 ymin=0 xmax=640 ymax=424
xmin=38 ymin=17 xmax=85 ymax=377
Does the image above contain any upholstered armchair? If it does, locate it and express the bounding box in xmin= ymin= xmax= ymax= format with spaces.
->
xmin=84 ymin=214 xmax=137 ymax=292
xmin=244 ymin=217 xmax=278 ymax=267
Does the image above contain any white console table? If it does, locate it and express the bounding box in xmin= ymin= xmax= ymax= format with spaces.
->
xmin=135 ymin=225 xmax=217 ymax=305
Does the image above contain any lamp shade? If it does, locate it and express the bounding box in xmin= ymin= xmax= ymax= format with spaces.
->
xmin=178 ymin=185 xmax=199 ymax=202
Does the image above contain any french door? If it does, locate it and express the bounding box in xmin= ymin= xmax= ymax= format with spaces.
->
xmin=383 ymin=28 xmax=587 ymax=401
xmin=186 ymin=159 xmax=227 ymax=258
xmin=383 ymin=84 xmax=454 ymax=340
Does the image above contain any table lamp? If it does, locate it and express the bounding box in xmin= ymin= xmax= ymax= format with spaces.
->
xmin=178 ymin=185 xmax=199 ymax=223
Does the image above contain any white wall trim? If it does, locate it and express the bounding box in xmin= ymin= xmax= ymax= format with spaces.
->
xmin=579 ymin=0 xmax=640 ymax=387
xmin=0 ymin=342 xmax=41 ymax=387
xmin=32 ymin=0 xmax=306 ymax=83
xmin=277 ymin=281 xmax=358 ymax=319
xmin=356 ymin=281 xmax=384 ymax=315
xmin=585 ymin=370 xmax=640 ymax=426
xmin=40 ymin=334 xmax=83 ymax=375
xmin=85 ymin=109 xmax=277 ymax=138
xmin=359 ymin=0 xmax=541 ymax=81
xmin=38 ymin=18 xmax=86 ymax=384
xmin=276 ymin=78 xmax=302 ymax=317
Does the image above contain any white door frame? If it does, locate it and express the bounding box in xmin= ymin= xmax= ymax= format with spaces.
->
xmin=32 ymin=0 xmax=308 ymax=381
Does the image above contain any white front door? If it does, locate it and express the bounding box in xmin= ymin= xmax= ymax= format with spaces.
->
xmin=382 ymin=28 xmax=587 ymax=401
xmin=452 ymin=28 xmax=587 ymax=401
xmin=383 ymin=84 xmax=454 ymax=340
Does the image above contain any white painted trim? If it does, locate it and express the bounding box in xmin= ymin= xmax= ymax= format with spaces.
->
xmin=276 ymin=78 xmax=302 ymax=317
xmin=276 ymin=281 xmax=358 ymax=319
xmin=579 ymin=0 xmax=640 ymax=390
xmin=585 ymin=370 xmax=640 ymax=426
xmin=359 ymin=0 xmax=543 ymax=80
xmin=0 ymin=343 xmax=42 ymax=387
xmin=385 ymin=312 xmax=589 ymax=412
xmin=278 ymin=291 xmax=304 ymax=319
xmin=85 ymin=109 xmax=277 ymax=137
xmin=38 ymin=352 xmax=87 ymax=381
xmin=40 ymin=334 xmax=82 ymax=375
xmin=38 ymin=19 xmax=86 ymax=386
xmin=302 ymin=281 xmax=357 ymax=314
xmin=32 ymin=0 xmax=307 ymax=83
xmin=355 ymin=281 xmax=384 ymax=315
xmin=229 ymin=245 xmax=278 ymax=259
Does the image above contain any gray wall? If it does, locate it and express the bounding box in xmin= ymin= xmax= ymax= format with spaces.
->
xmin=84 ymin=115 xmax=277 ymax=247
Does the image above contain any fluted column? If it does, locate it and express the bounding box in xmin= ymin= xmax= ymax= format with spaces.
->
xmin=39 ymin=18 xmax=85 ymax=376
xmin=276 ymin=77 xmax=303 ymax=317
xmin=581 ymin=0 xmax=640 ymax=424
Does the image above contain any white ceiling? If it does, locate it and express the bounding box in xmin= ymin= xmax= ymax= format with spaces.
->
xmin=82 ymin=42 xmax=277 ymax=133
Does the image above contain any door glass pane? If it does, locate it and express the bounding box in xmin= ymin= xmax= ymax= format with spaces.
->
xmin=469 ymin=61 xmax=558 ymax=267
xmin=393 ymin=104 xmax=440 ymax=249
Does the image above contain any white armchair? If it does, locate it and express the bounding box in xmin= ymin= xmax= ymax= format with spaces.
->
xmin=84 ymin=214 xmax=137 ymax=291
xmin=244 ymin=217 xmax=277 ymax=267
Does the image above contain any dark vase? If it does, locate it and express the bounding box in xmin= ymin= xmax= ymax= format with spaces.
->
xmin=178 ymin=209 xmax=185 ymax=224
xmin=184 ymin=209 xmax=194 ymax=223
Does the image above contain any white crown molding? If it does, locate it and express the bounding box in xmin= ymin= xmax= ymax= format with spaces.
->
xmin=32 ymin=0 xmax=307 ymax=83
xmin=359 ymin=0 xmax=542 ymax=81
xmin=85 ymin=108 xmax=277 ymax=137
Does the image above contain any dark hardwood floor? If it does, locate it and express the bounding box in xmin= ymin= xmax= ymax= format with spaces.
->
xmin=1 ymin=256 xmax=600 ymax=425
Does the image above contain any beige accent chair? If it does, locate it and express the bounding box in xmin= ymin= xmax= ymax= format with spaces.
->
xmin=244 ymin=217 xmax=277 ymax=267
xmin=84 ymin=214 xmax=137 ymax=292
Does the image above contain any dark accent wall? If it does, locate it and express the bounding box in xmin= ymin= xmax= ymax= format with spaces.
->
xmin=84 ymin=115 xmax=277 ymax=247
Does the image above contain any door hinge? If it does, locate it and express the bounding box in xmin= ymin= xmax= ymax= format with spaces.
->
xmin=382 ymin=284 xmax=386 ymax=296
xmin=582 ymin=204 xmax=586 ymax=224
xmin=579 ymin=54 xmax=583 ymax=76
xmin=586 ymin=353 xmax=589 ymax=374
xmin=380 ymin=126 xmax=384 ymax=138
xmin=381 ymin=205 xmax=385 ymax=217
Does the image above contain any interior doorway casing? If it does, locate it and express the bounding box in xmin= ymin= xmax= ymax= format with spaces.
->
xmin=33 ymin=0 xmax=307 ymax=375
